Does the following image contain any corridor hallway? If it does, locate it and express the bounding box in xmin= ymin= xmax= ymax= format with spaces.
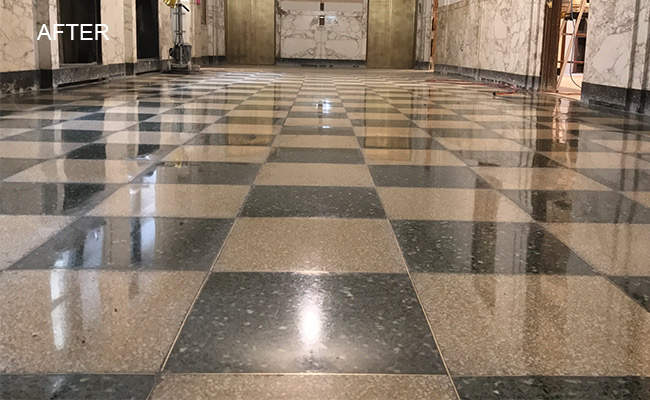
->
xmin=0 ymin=67 xmax=649 ymax=399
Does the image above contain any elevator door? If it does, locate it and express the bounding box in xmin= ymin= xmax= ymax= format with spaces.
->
xmin=136 ymin=0 xmax=160 ymax=59
xmin=367 ymin=0 xmax=417 ymax=68
xmin=225 ymin=0 xmax=275 ymax=64
xmin=58 ymin=0 xmax=102 ymax=64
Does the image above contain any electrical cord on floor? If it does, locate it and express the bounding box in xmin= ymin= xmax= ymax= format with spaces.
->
xmin=568 ymin=1 xmax=583 ymax=89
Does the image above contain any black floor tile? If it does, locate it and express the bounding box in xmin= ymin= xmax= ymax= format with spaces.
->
xmin=0 ymin=119 xmax=60 ymax=129
xmin=477 ymin=121 xmax=549 ymax=130
xmin=293 ymin=101 xmax=344 ymax=107
xmin=453 ymin=150 xmax=564 ymax=167
xmin=186 ymin=134 xmax=274 ymax=146
xmin=405 ymin=114 xmax=469 ymax=121
xmin=77 ymin=112 xmax=156 ymax=121
xmin=0 ymin=182 xmax=119 ymax=215
xmin=0 ymin=158 xmax=46 ymax=180
xmin=137 ymin=162 xmax=260 ymax=185
xmin=571 ymin=131 xmax=650 ymax=141
xmin=280 ymin=126 xmax=355 ymax=136
xmin=42 ymin=105 xmax=105 ymax=113
xmin=609 ymin=276 xmax=650 ymax=312
xmin=165 ymin=272 xmax=444 ymax=374
xmin=454 ymin=376 xmax=650 ymax=400
xmin=63 ymin=143 xmax=177 ymax=161
xmin=10 ymin=217 xmax=233 ymax=271
xmin=235 ymin=104 xmax=292 ymax=111
xmin=637 ymin=153 xmax=650 ymax=163
xmin=392 ymin=220 xmax=595 ymax=275
xmin=268 ymin=148 xmax=364 ymax=164
xmin=603 ymin=122 xmax=650 ymax=131
xmin=518 ymin=138 xmax=615 ymax=152
xmin=163 ymin=108 xmax=229 ymax=116
xmin=217 ymin=116 xmax=285 ymax=125
xmin=502 ymin=190 xmax=650 ymax=223
xmin=345 ymin=107 xmax=402 ymax=113
xmin=0 ymin=374 xmax=155 ymax=400
xmin=288 ymin=112 xmax=348 ymax=119
xmin=577 ymin=168 xmax=650 ymax=191
xmin=241 ymin=186 xmax=385 ymax=218
xmin=135 ymin=122 xmax=210 ymax=133
xmin=425 ymin=128 xmax=504 ymax=138
xmin=357 ymin=136 xmax=445 ymax=150
xmin=194 ymin=98 xmax=244 ymax=104
xmin=3 ymin=129 xmax=107 ymax=143
xmin=369 ymin=165 xmax=490 ymax=188
xmin=351 ymin=119 xmax=416 ymax=127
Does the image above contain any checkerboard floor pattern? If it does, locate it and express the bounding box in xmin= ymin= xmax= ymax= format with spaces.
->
xmin=1 ymin=67 xmax=649 ymax=400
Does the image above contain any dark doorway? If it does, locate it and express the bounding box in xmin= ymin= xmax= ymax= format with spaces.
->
xmin=58 ymin=0 xmax=102 ymax=64
xmin=136 ymin=0 xmax=160 ymax=59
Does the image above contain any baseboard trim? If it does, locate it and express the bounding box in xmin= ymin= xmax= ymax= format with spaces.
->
xmin=1 ymin=56 xmax=225 ymax=94
xmin=276 ymin=58 xmax=366 ymax=68
xmin=434 ymin=63 xmax=540 ymax=90
xmin=1 ymin=69 xmax=41 ymax=94
xmin=582 ymin=81 xmax=650 ymax=116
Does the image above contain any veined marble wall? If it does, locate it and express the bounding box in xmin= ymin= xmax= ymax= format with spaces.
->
xmin=584 ymin=0 xmax=649 ymax=92
xmin=216 ymin=0 xmax=224 ymax=56
xmin=123 ymin=0 xmax=137 ymax=63
xmin=1 ymin=0 xmax=37 ymax=72
xmin=435 ymin=0 xmax=544 ymax=78
xmin=102 ymin=0 xmax=126 ymax=65
xmin=415 ymin=0 xmax=433 ymax=64
xmin=35 ymin=0 xmax=60 ymax=70
xmin=1 ymin=0 xmax=219 ymax=92
xmin=277 ymin=0 xmax=367 ymax=60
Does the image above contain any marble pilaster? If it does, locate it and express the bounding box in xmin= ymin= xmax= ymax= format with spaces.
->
xmin=101 ymin=0 xmax=126 ymax=65
xmin=1 ymin=0 xmax=37 ymax=72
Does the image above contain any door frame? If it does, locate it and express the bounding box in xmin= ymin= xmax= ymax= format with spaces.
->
xmin=539 ymin=0 xmax=562 ymax=91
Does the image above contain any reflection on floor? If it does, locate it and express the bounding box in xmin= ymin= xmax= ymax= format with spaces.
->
xmin=1 ymin=67 xmax=650 ymax=400
xmin=556 ymin=73 xmax=583 ymax=100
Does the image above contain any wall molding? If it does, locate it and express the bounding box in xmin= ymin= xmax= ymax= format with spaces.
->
xmin=276 ymin=58 xmax=366 ymax=68
xmin=434 ymin=63 xmax=540 ymax=90
xmin=1 ymin=56 xmax=225 ymax=94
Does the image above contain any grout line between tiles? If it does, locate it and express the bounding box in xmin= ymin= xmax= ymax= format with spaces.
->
xmin=360 ymin=136 xmax=463 ymax=400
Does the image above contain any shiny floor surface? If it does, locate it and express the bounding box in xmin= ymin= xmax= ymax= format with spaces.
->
xmin=1 ymin=67 xmax=650 ymax=400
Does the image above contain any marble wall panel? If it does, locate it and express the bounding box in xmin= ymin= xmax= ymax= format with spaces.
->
xmin=278 ymin=0 xmax=367 ymax=60
xmin=435 ymin=0 xmax=544 ymax=78
xmin=34 ymin=0 xmax=60 ymax=69
xmin=1 ymin=0 xmax=37 ymax=72
xmin=415 ymin=0 xmax=433 ymax=63
xmin=584 ymin=0 xmax=649 ymax=91
xmin=123 ymin=0 xmax=137 ymax=63
xmin=102 ymin=0 xmax=126 ymax=65
xmin=159 ymin=2 xmax=174 ymax=61
xmin=216 ymin=0 xmax=224 ymax=56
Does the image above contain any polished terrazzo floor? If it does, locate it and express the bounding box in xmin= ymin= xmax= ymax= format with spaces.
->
xmin=1 ymin=67 xmax=649 ymax=399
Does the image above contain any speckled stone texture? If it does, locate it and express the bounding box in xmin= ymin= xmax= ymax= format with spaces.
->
xmin=1 ymin=68 xmax=649 ymax=399
xmin=165 ymin=272 xmax=444 ymax=374
xmin=150 ymin=374 xmax=457 ymax=400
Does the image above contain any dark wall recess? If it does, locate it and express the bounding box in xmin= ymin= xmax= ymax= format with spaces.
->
xmin=58 ymin=0 xmax=102 ymax=64
xmin=136 ymin=0 xmax=160 ymax=59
